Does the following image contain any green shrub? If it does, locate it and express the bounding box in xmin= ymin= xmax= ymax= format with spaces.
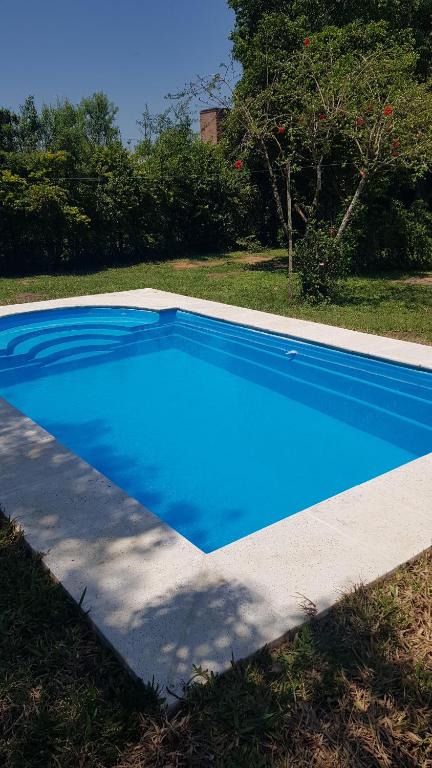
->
xmin=296 ymin=228 xmax=351 ymax=302
xmin=0 ymin=103 xmax=257 ymax=274
xmin=353 ymin=199 xmax=432 ymax=272
xmin=394 ymin=201 xmax=432 ymax=269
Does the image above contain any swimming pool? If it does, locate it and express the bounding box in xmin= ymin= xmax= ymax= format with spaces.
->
xmin=1 ymin=305 xmax=431 ymax=553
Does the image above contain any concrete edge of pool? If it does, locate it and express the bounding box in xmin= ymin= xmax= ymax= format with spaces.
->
xmin=1 ymin=288 xmax=431 ymax=702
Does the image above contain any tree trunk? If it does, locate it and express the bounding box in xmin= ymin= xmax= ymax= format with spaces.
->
xmin=261 ymin=139 xmax=290 ymax=243
xmin=336 ymin=174 xmax=367 ymax=240
xmin=309 ymin=156 xmax=323 ymax=224
xmin=286 ymin=158 xmax=294 ymax=299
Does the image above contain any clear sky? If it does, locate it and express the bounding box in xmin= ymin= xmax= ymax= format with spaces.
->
xmin=1 ymin=0 xmax=236 ymax=144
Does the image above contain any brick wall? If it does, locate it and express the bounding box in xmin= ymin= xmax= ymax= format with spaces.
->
xmin=199 ymin=108 xmax=228 ymax=144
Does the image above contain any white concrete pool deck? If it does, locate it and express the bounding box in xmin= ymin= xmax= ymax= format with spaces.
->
xmin=1 ymin=288 xmax=431 ymax=701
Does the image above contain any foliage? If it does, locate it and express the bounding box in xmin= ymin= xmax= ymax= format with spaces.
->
xmin=0 ymin=108 xmax=19 ymax=152
xmin=0 ymin=151 xmax=90 ymax=271
xmin=228 ymin=0 xmax=432 ymax=75
xmin=225 ymin=0 xmax=432 ymax=296
xmin=139 ymin=125 xmax=255 ymax=253
xmin=17 ymin=96 xmax=41 ymax=152
xmin=354 ymin=197 xmax=432 ymax=271
xmin=80 ymin=92 xmax=120 ymax=147
xmin=295 ymin=226 xmax=351 ymax=300
xmin=219 ymin=16 xmax=432 ymax=297
xmin=2 ymin=5 xmax=432 ymax=286
xmin=0 ymin=96 xmax=254 ymax=273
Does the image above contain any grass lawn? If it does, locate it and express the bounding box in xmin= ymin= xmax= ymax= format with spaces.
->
xmin=0 ymin=249 xmax=431 ymax=344
xmin=1 ymin=515 xmax=431 ymax=768
xmin=1 ymin=253 xmax=431 ymax=766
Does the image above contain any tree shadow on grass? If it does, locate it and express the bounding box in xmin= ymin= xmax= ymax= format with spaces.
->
xmin=245 ymin=258 xmax=431 ymax=312
xmin=0 ymin=514 xmax=160 ymax=768
xmin=2 ymin=248 xmax=237 ymax=281
xmin=244 ymin=254 xmax=290 ymax=273
xmin=330 ymin=278 xmax=431 ymax=310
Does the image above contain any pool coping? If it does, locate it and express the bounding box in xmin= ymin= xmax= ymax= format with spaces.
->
xmin=1 ymin=288 xmax=431 ymax=701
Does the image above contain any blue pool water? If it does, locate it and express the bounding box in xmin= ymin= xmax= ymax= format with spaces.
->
xmin=0 ymin=306 xmax=431 ymax=552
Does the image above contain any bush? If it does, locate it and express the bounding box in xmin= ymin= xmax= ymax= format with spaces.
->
xmin=0 ymin=113 xmax=257 ymax=274
xmin=296 ymin=228 xmax=351 ymax=302
xmin=139 ymin=128 xmax=256 ymax=255
xmin=352 ymin=198 xmax=432 ymax=272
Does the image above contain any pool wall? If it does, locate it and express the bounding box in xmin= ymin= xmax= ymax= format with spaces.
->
xmin=1 ymin=288 xmax=431 ymax=700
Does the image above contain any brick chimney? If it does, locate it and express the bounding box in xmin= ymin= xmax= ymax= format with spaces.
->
xmin=200 ymin=108 xmax=228 ymax=145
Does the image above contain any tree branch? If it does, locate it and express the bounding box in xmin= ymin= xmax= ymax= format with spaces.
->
xmin=336 ymin=173 xmax=368 ymax=240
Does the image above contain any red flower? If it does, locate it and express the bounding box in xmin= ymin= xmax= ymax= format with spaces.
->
xmin=304 ymin=37 xmax=311 ymax=47
xmin=359 ymin=169 xmax=367 ymax=178
xmin=392 ymin=138 xmax=401 ymax=148
xmin=356 ymin=117 xmax=365 ymax=127
xmin=277 ymin=125 xmax=286 ymax=135
xmin=234 ymin=159 xmax=243 ymax=170
xmin=383 ymin=105 xmax=394 ymax=117
xmin=391 ymin=149 xmax=399 ymax=157
xmin=318 ymin=113 xmax=327 ymax=121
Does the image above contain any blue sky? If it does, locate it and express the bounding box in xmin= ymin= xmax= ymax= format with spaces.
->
xmin=1 ymin=0 xmax=236 ymax=143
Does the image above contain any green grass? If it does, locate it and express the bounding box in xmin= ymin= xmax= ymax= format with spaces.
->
xmin=1 ymin=515 xmax=431 ymax=767
xmin=0 ymin=249 xmax=431 ymax=344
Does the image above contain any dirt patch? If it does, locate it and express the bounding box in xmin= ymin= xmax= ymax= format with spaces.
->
xmin=389 ymin=331 xmax=432 ymax=344
xmin=206 ymin=272 xmax=227 ymax=280
xmin=234 ymin=253 xmax=276 ymax=265
xmin=171 ymin=253 xmax=277 ymax=270
xmin=14 ymin=292 xmax=46 ymax=303
xmin=396 ymin=275 xmax=432 ymax=286
xmin=172 ymin=259 xmax=227 ymax=270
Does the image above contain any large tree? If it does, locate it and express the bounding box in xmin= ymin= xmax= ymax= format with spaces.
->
xmin=17 ymin=96 xmax=41 ymax=152
xmin=79 ymin=92 xmax=120 ymax=147
xmin=214 ymin=21 xmax=432 ymax=296
xmin=229 ymin=0 xmax=432 ymax=74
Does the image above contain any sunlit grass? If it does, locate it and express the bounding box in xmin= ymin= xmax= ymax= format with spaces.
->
xmin=0 ymin=249 xmax=431 ymax=343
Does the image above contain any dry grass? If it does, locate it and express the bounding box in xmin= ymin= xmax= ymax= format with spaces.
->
xmin=0 ymin=516 xmax=160 ymax=768
xmin=116 ymin=549 xmax=432 ymax=768
xmin=2 ymin=513 xmax=431 ymax=767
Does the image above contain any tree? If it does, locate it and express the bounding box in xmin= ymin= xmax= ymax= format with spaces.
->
xmin=229 ymin=0 xmax=432 ymax=75
xmin=0 ymin=93 xmax=255 ymax=273
xmin=79 ymin=92 xmax=120 ymax=147
xmin=39 ymin=99 xmax=87 ymax=156
xmin=203 ymin=22 xmax=432 ymax=296
xmin=295 ymin=27 xmax=432 ymax=240
xmin=0 ymin=151 xmax=90 ymax=271
xmin=137 ymin=120 xmax=255 ymax=253
xmin=136 ymin=102 xmax=191 ymax=149
xmin=17 ymin=95 xmax=41 ymax=152
xmin=0 ymin=109 xmax=18 ymax=153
